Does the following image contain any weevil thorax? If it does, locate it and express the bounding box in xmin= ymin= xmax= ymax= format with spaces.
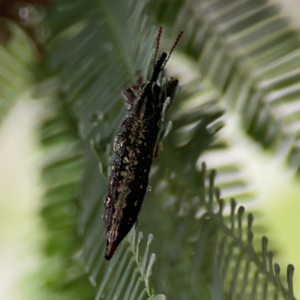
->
xmin=129 ymin=51 xmax=169 ymax=122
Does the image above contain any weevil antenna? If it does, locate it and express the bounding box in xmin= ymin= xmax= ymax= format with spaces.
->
xmin=153 ymin=26 xmax=163 ymax=66
xmin=161 ymin=30 xmax=183 ymax=69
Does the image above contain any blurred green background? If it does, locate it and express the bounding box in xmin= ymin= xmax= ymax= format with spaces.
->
xmin=1 ymin=0 xmax=300 ymax=299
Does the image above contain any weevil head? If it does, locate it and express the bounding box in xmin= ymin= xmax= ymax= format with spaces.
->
xmin=150 ymin=28 xmax=183 ymax=83
xmin=150 ymin=52 xmax=168 ymax=83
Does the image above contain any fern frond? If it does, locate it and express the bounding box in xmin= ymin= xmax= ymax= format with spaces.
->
xmin=40 ymin=100 xmax=95 ymax=300
xmin=162 ymin=0 xmax=300 ymax=171
xmin=0 ymin=26 xmax=34 ymax=121
xmin=47 ymin=0 xmax=155 ymax=139
xmin=167 ymin=78 xmax=254 ymax=202
xmin=93 ymin=231 xmax=159 ymax=299
xmin=145 ymin=162 xmax=295 ymax=299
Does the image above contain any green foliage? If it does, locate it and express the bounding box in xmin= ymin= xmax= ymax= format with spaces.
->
xmin=1 ymin=0 xmax=300 ymax=299
xmin=40 ymin=0 xmax=300 ymax=299
xmin=0 ymin=25 xmax=35 ymax=121
xmin=169 ymin=0 xmax=300 ymax=168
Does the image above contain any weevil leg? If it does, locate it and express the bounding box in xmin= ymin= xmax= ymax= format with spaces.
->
xmin=161 ymin=96 xmax=171 ymax=121
xmin=137 ymin=75 xmax=143 ymax=86
xmin=121 ymin=87 xmax=136 ymax=105
xmin=121 ymin=70 xmax=145 ymax=104
xmin=132 ymin=70 xmax=144 ymax=90
xmin=153 ymin=141 xmax=160 ymax=158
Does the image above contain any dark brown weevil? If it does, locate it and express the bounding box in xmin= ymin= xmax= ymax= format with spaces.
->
xmin=103 ymin=27 xmax=183 ymax=260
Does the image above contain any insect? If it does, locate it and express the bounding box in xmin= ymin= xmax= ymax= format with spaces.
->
xmin=103 ymin=27 xmax=183 ymax=260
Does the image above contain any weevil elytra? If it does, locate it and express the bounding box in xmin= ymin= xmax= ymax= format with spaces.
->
xmin=103 ymin=27 xmax=183 ymax=260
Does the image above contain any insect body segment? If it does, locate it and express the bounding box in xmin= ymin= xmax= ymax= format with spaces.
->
xmin=103 ymin=28 xmax=182 ymax=260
